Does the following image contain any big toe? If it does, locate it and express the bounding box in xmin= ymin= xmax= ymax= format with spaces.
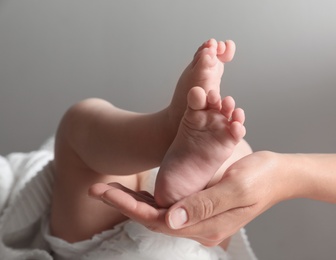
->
xmin=187 ymin=87 xmax=207 ymax=110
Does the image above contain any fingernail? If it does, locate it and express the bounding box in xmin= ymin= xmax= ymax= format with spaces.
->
xmin=168 ymin=208 xmax=188 ymax=229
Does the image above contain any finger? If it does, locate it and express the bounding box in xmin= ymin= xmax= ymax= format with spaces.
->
xmin=90 ymin=182 xmax=157 ymax=207
xmin=179 ymin=204 xmax=258 ymax=247
xmin=89 ymin=183 xmax=216 ymax=240
xmin=165 ymin=180 xmax=245 ymax=229
xmin=88 ymin=182 xmax=115 ymax=202
xmin=109 ymin=182 xmax=159 ymax=207
xmin=94 ymin=183 xmax=163 ymax=221
xmin=152 ymin=202 xmax=259 ymax=247
xmin=90 ymin=183 xmax=251 ymax=246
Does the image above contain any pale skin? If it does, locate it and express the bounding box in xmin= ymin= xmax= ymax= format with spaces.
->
xmin=50 ymin=39 xmax=249 ymax=249
xmin=155 ymin=87 xmax=246 ymax=207
xmin=91 ymin=152 xmax=336 ymax=247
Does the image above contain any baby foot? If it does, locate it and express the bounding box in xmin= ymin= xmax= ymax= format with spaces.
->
xmin=167 ymin=39 xmax=236 ymax=132
xmin=155 ymin=87 xmax=246 ymax=207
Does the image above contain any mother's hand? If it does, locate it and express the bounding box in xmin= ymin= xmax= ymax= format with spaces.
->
xmin=89 ymin=151 xmax=290 ymax=246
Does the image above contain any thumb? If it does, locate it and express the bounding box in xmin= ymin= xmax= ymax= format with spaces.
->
xmin=166 ymin=183 xmax=233 ymax=230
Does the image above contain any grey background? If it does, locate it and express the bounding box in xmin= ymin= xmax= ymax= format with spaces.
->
xmin=1 ymin=1 xmax=336 ymax=259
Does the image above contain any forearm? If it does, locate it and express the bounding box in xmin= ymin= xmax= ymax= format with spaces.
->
xmin=278 ymin=153 xmax=336 ymax=203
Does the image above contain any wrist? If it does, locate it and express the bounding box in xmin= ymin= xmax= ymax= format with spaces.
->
xmin=277 ymin=153 xmax=312 ymax=200
xmin=258 ymin=152 xmax=311 ymax=202
xmin=276 ymin=153 xmax=336 ymax=203
xmin=262 ymin=152 xmax=301 ymax=202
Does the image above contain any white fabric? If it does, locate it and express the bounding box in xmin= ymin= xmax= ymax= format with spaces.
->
xmin=0 ymin=138 xmax=54 ymax=260
xmin=44 ymin=219 xmax=229 ymax=260
xmin=44 ymin=218 xmax=258 ymax=260
xmin=0 ymin=138 xmax=257 ymax=260
xmin=0 ymin=156 xmax=13 ymax=213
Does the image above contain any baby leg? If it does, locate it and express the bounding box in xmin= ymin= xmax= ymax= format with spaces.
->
xmin=155 ymin=87 xmax=246 ymax=207
xmin=51 ymin=98 xmax=167 ymax=243
xmin=50 ymin=39 xmax=236 ymax=243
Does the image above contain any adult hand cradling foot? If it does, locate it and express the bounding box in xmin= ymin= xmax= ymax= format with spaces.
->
xmin=89 ymin=150 xmax=336 ymax=247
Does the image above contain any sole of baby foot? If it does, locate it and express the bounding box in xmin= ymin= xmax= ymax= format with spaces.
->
xmin=155 ymin=87 xmax=245 ymax=207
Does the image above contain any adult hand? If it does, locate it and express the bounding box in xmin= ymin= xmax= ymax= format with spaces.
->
xmin=89 ymin=151 xmax=294 ymax=246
